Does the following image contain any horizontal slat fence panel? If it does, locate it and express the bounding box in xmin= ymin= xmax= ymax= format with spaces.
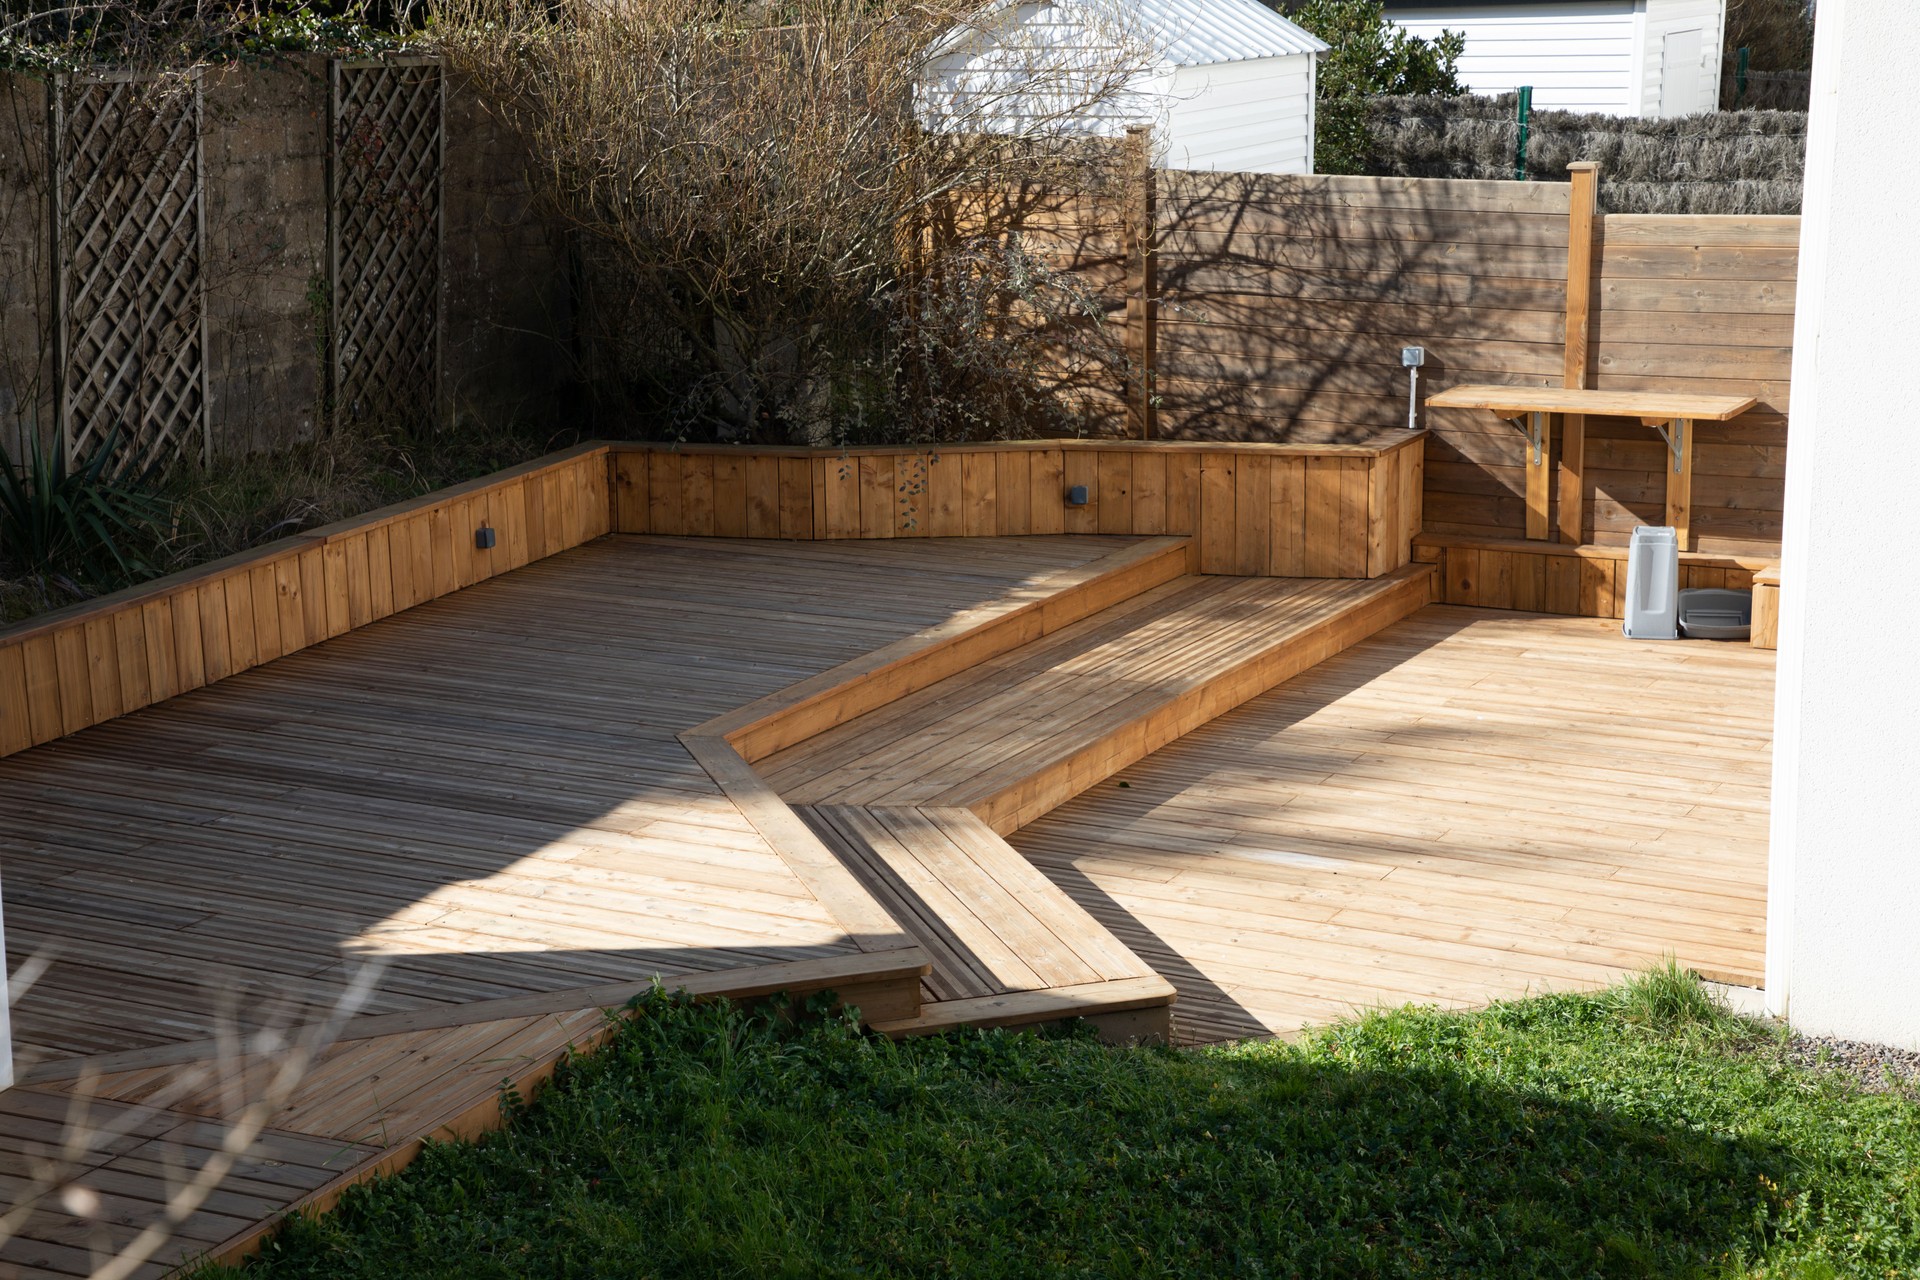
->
xmin=609 ymin=437 xmax=1422 ymax=583
xmin=1012 ymin=170 xmax=1793 ymax=559
xmin=0 ymin=444 xmax=610 ymax=758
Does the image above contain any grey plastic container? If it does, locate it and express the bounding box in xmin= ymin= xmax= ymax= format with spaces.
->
xmin=1623 ymin=526 xmax=1680 ymax=639
xmin=1677 ymin=588 xmax=1754 ymax=641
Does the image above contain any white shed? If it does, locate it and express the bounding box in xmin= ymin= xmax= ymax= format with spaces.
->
xmin=923 ymin=0 xmax=1330 ymax=175
xmin=1382 ymin=0 xmax=1728 ymax=117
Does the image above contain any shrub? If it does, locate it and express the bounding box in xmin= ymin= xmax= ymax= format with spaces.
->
xmin=1282 ymin=0 xmax=1466 ymax=175
xmin=0 ymin=431 xmax=171 ymax=596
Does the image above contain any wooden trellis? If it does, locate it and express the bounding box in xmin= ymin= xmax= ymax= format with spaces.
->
xmin=51 ymin=71 xmax=210 ymax=475
xmin=330 ymin=58 xmax=444 ymax=429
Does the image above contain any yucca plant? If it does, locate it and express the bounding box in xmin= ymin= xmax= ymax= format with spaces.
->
xmin=0 ymin=430 xmax=173 ymax=591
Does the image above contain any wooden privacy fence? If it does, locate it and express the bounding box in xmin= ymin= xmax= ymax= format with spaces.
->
xmin=0 ymin=436 xmax=1420 ymax=759
xmin=1025 ymin=163 xmax=1795 ymax=558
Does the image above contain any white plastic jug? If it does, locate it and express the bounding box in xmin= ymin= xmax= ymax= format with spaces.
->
xmin=1623 ymin=525 xmax=1679 ymax=640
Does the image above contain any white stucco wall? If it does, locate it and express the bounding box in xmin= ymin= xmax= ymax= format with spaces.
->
xmin=1766 ymin=0 xmax=1920 ymax=1048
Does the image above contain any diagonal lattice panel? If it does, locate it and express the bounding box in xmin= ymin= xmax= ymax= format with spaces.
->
xmin=53 ymin=73 xmax=209 ymax=476
xmin=331 ymin=59 xmax=443 ymax=428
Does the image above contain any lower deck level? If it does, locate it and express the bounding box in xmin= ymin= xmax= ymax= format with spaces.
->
xmin=0 ymin=535 xmax=1773 ymax=1276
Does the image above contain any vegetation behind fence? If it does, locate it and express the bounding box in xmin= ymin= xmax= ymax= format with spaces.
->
xmin=1362 ymin=94 xmax=1807 ymax=215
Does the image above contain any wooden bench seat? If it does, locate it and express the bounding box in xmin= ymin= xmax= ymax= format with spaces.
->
xmin=763 ymin=566 xmax=1436 ymax=834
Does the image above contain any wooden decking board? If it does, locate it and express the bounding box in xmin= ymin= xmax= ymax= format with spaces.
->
xmin=751 ymin=568 xmax=1429 ymax=1026
xmin=5 ymin=535 xmax=1159 ymax=1272
xmin=1011 ymin=604 xmax=1774 ymax=1039
xmin=3 ymin=531 xmax=1775 ymax=1266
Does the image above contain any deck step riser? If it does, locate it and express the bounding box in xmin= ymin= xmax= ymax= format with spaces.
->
xmin=974 ymin=568 xmax=1436 ymax=836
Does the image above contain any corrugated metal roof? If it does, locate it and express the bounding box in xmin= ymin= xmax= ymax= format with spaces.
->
xmin=1133 ymin=0 xmax=1331 ymax=65
xmin=930 ymin=0 xmax=1329 ymax=67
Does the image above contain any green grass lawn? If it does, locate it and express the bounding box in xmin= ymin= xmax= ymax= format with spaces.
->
xmin=212 ymin=970 xmax=1920 ymax=1280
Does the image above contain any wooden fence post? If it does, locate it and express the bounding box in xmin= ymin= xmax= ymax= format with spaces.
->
xmin=1558 ymin=160 xmax=1599 ymax=545
xmin=1124 ymin=125 xmax=1158 ymax=442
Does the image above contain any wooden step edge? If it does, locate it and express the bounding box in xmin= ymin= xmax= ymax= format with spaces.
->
xmin=692 ymin=536 xmax=1195 ymax=761
xmin=191 ymin=945 xmax=930 ymax=1272
xmin=18 ymin=947 xmax=934 ymax=1087
xmin=953 ymin=564 xmax=1437 ymax=835
xmin=680 ymin=732 xmax=921 ymax=955
xmin=870 ymin=975 xmax=1178 ymax=1042
xmin=1414 ymin=533 xmax=1779 ymax=573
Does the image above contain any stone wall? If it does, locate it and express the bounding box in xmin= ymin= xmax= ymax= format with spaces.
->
xmin=0 ymin=57 xmax=569 ymax=465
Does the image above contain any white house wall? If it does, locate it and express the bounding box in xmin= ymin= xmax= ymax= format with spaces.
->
xmin=1386 ymin=2 xmax=1640 ymax=114
xmin=1768 ymin=0 xmax=1920 ymax=1050
xmin=1637 ymin=0 xmax=1727 ymax=115
xmin=1164 ymin=54 xmax=1315 ymax=173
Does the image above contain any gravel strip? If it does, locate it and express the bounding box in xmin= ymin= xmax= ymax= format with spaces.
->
xmin=1773 ymin=1034 xmax=1920 ymax=1095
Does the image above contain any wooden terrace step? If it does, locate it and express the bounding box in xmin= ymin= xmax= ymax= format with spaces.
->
xmin=727 ymin=560 xmax=1437 ymax=1038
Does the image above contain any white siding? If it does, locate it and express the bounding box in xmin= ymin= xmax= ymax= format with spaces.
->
xmin=1639 ymin=0 xmax=1727 ymax=115
xmin=1165 ymin=55 xmax=1316 ymax=173
xmin=1386 ymin=1 xmax=1640 ymax=115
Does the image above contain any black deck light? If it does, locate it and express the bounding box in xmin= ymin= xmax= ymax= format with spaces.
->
xmin=475 ymin=526 xmax=497 ymax=550
xmin=1066 ymin=484 xmax=1089 ymax=506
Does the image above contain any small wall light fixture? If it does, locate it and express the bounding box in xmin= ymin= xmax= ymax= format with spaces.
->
xmin=475 ymin=526 xmax=497 ymax=550
xmin=1401 ymin=346 xmax=1426 ymax=431
xmin=1066 ymin=484 xmax=1090 ymax=506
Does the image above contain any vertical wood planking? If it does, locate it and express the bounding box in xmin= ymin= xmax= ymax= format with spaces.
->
xmin=927 ymin=453 xmax=964 ymax=538
xmin=713 ymin=454 xmax=748 ymax=538
xmin=822 ymin=455 xmax=861 ymax=538
xmin=682 ymin=455 xmax=717 ymax=538
xmin=1165 ymin=452 xmax=1199 ymax=537
xmin=745 ymin=455 xmax=780 ymax=539
xmin=23 ymin=635 xmax=63 ymax=745
xmin=0 ymin=642 xmax=31 ymax=756
xmin=996 ymin=451 xmax=1031 ymax=535
xmin=648 ymin=452 xmax=684 ymax=536
xmin=1232 ymin=454 xmax=1270 ymax=575
xmin=1197 ymin=452 xmax=1235 ymax=574
xmin=1131 ymin=451 xmax=1167 ymax=535
xmin=1269 ymin=457 xmax=1307 ymax=577
xmin=1029 ymin=450 xmax=1065 ymax=535
xmin=1062 ymin=451 xmax=1098 ymax=536
xmin=962 ymin=453 xmax=998 ymax=537
xmin=779 ymin=457 xmax=812 ymax=539
xmin=860 ymin=455 xmax=897 ymax=539
xmin=613 ymin=451 xmax=650 ymax=533
xmin=1095 ymin=452 xmax=1132 ymax=535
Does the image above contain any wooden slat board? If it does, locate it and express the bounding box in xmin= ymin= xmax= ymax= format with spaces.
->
xmin=0 ymin=445 xmax=614 ymax=761
xmin=607 ymin=438 xmax=1422 ymax=585
xmin=1 ymin=534 xmax=1148 ymax=1277
xmin=1 ymin=535 xmax=1120 ymax=1072
xmin=1009 ymin=605 xmax=1775 ymax=1044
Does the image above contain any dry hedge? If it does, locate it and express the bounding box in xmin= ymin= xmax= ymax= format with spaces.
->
xmin=1363 ymin=94 xmax=1807 ymax=214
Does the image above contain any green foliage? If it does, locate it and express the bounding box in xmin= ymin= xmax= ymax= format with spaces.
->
xmin=208 ymin=973 xmax=1920 ymax=1280
xmin=1284 ymin=0 xmax=1466 ymax=174
xmin=0 ymin=431 xmax=171 ymax=590
xmin=0 ymin=2 xmax=416 ymax=76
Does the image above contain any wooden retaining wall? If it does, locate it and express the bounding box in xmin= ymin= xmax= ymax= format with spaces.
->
xmin=0 ymin=445 xmax=610 ymax=758
xmin=1413 ymin=536 xmax=1774 ymax=619
xmin=608 ymin=437 xmax=1424 ymax=581
xmin=0 ymin=437 xmax=1418 ymax=760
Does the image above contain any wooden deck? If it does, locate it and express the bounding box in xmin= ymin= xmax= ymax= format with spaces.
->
xmin=1012 ymin=605 xmax=1775 ymax=1044
xmin=0 ymin=534 xmax=1135 ymax=1278
xmin=0 ymin=533 xmax=1775 ymax=1274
